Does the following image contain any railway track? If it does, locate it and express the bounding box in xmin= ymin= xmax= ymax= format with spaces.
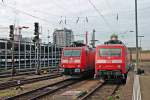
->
xmin=0 ymin=71 xmax=35 ymax=78
xmin=6 ymin=78 xmax=79 ymax=100
xmin=0 ymin=68 xmax=58 ymax=78
xmin=80 ymin=81 xmax=120 ymax=100
xmin=0 ymin=73 xmax=62 ymax=90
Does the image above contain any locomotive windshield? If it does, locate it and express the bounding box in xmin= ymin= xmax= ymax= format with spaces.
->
xmin=99 ymin=48 xmax=121 ymax=57
xmin=63 ymin=50 xmax=81 ymax=57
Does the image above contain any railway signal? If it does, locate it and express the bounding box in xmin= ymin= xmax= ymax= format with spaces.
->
xmin=9 ymin=25 xmax=14 ymax=41
xmin=34 ymin=22 xmax=39 ymax=35
xmin=9 ymin=25 xmax=16 ymax=78
xmin=33 ymin=22 xmax=39 ymax=42
xmin=33 ymin=35 xmax=39 ymax=42
xmin=33 ymin=22 xmax=40 ymax=74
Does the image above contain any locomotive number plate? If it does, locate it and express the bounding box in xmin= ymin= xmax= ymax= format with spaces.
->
xmin=106 ymin=60 xmax=112 ymax=63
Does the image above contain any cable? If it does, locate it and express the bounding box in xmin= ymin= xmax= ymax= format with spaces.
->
xmin=88 ymin=0 xmax=114 ymax=32
xmin=104 ymin=0 xmax=120 ymax=33
xmin=51 ymin=0 xmax=73 ymax=15
xmin=0 ymin=3 xmax=56 ymax=26
xmin=3 ymin=2 xmax=94 ymax=28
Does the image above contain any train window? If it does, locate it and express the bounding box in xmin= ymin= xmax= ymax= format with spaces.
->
xmin=63 ymin=50 xmax=81 ymax=57
xmin=63 ymin=50 xmax=72 ymax=56
xmin=99 ymin=48 xmax=121 ymax=57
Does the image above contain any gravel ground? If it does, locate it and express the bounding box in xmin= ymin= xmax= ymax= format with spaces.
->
xmin=140 ymin=64 xmax=150 ymax=75
xmin=0 ymin=76 xmax=66 ymax=99
xmin=40 ymin=72 xmax=134 ymax=100
xmin=40 ymin=79 xmax=100 ymax=100
xmin=0 ymin=73 xmax=52 ymax=84
xmin=140 ymin=75 xmax=150 ymax=100
xmin=0 ymin=75 xmax=30 ymax=83
xmin=0 ymin=71 xmax=135 ymax=100
xmin=139 ymin=63 xmax=150 ymax=100
xmin=111 ymin=71 xmax=134 ymax=100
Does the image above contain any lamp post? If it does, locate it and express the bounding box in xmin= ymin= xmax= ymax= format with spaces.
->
xmin=135 ymin=0 xmax=139 ymax=70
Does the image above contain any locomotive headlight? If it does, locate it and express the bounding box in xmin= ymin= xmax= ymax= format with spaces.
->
xmin=112 ymin=60 xmax=122 ymax=63
xmin=96 ymin=60 xmax=106 ymax=63
xmin=81 ymin=69 xmax=85 ymax=72
xmin=61 ymin=59 xmax=68 ymax=63
xmin=74 ymin=59 xmax=80 ymax=63
xmin=75 ymin=68 xmax=80 ymax=72
xmin=77 ymin=64 xmax=80 ymax=68
xmin=117 ymin=65 xmax=121 ymax=69
xmin=99 ymin=65 xmax=102 ymax=68
xmin=59 ymin=68 xmax=64 ymax=72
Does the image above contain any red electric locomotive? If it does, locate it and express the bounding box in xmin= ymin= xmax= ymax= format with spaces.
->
xmin=95 ymin=35 xmax=130 ymax=83
xmin=60 ymin=45 xmax=95 ymax=77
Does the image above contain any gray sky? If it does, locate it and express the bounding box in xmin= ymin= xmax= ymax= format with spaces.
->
xmin=0 ymin=0 xmax=150 ymax=49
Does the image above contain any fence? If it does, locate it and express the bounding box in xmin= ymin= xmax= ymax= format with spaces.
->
xmin=0 ymin=39 xmax=62 ymax=71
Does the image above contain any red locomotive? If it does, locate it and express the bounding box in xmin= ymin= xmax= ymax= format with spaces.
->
xmin=60 ymin=43 xmax=95 ymax=77
xmin=95 ymin=35 xmax=130 ymax=83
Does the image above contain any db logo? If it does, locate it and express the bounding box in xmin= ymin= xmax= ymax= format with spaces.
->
xmin=69 ymin=58 xmax=74 ymax=63
xmin=106 ymin=60 xmax=112 ymax=63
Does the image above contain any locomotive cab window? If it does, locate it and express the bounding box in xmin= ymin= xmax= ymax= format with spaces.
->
xmin=63 ymin=50 xmax=81 ymax=57
xmin=99 ymin=48 xmax=122 ymax=57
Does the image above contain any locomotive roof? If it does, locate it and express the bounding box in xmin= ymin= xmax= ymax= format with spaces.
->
xmin=64 ymin=46 xmax=89 ymax=49
xmin=70 ymin=42 xmax=86 ymax=47
xmin=104 ymin=40 xmax=124 ymax=44
xmin=63 ymin=46 xmax=95 ymax=51
xmin=96 ymin=44 xmax=127 ymax=48
xmin=99 ymin=43 xmax=125 ymax=46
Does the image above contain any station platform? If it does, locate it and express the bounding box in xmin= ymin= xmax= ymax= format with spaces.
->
xmin=139 ymin=63 xmax=150 ymax=100
xmin=140 ymin=74 xmax=150 ymax=100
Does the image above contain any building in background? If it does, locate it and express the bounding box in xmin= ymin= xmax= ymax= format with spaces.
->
xmin=53 ymin=28 xmax=74 ymax=47
xmin=14 ymin=34 xmax=42 ymax=43
xmin=14 ymin=34 xmax=22 ymax=42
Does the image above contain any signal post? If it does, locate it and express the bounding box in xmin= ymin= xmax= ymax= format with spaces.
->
xmin=9 ymin=25 xmax=16 ymax=78
xmin=33 ymin=22 xmax=40 ymax=74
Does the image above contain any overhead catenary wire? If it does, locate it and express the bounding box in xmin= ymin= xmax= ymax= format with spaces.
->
xmin=51 ymin=0 xmax=74 ymax=15
xmin=1 ymin=1 xmax=148 ymax=27
xmin=88 ymin=0 xmax=115 ymax=32
xmin=103 ymin=0 xmax=120 ymax=33
xmin=0 ymin=1 xmax=149 ymax=20
xmin=0 ymin=1 xmax=149 ymax=33
xmin=0 ymin=3 xmax=57 ymax=26
xmin=0 ymin=2 xmax=147 ymax=35
xmin=33 ymin=6 xmax=150 ymax=19
xmin=105 ymin=0 xmax=119 ymax=22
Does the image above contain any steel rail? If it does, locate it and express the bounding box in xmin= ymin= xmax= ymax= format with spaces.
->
xmin=6 ymin=78 xmax=79 ymax=100
xmin=80 ymin=81 xmax=120 ymax=100
xmin=80 ymin=81 xmax=105 ymax=100
xmin=0 ymin=73 xmax=62 ymax=90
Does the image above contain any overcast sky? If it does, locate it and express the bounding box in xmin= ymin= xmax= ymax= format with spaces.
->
xmin=0 ymin=0 xmax=150 ymax=49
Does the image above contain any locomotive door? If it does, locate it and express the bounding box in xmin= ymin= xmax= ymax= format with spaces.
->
xmin=86 ymin=49 xmax=89 ymax=68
